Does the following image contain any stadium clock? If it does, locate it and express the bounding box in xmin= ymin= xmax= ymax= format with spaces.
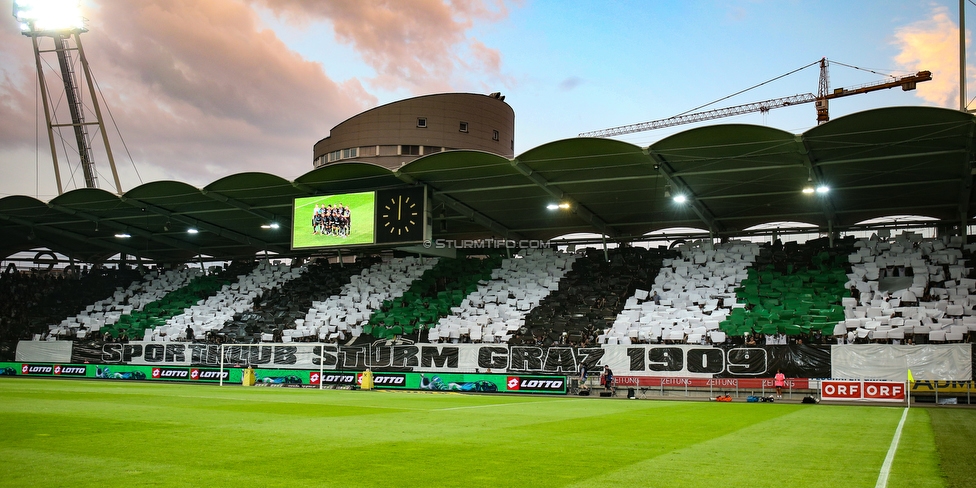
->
xmin=375 ymin=187 xmax=426 ymax=244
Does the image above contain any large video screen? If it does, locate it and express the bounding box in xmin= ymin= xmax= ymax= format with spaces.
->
xmin=292 ymin=191 xmax=375 ymax=249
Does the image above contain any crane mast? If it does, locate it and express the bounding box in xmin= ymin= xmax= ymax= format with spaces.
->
xmin=579 ymin=58 xmax=933 ymax=138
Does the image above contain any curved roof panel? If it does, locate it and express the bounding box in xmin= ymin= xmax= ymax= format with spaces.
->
xmin=295 ymin=161 xmax=403 ymax=194
xmin=803 ymin=106 xmax=975 ymax=226
xmin=0 ymin=106 xmax=972 ymax=262
xmin=649 ymin=124 xmax=814 ymax=233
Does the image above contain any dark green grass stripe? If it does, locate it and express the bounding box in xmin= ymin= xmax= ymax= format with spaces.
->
xmin=888 ymin=407 xmax=941 ymax=488
xmin=0 ymin=379 xmax=952 ymax=488
xmin=928 ymin=408 xmax=976 ymax=488
xmin=568 ymin=405 xmax=909 ymax=488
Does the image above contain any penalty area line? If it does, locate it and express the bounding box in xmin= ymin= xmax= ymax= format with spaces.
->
xmin=875 ymin=407 xmax=909 ymax=488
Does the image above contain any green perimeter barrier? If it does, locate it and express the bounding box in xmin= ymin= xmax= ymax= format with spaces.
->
xmin=0 ymin=362 xmax=567 ymax=394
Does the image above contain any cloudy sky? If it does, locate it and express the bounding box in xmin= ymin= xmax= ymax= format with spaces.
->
xmin=0 ymin=0 xmax=967 ymax=200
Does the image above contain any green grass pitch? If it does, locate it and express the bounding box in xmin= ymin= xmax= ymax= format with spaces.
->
xmin=0 ymin=379 xmax=972 ymax=487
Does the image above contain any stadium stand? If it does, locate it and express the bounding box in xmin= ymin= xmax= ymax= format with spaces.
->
xmin=719 ymin=237 xmax=854 ymax=344
xmin=842 ymin=233 xmax=976 ymax=344
xmin=363 ymin=254 xmax=502 ymax=341
xmin=520 ymin=246 xmax=675 ymax=347
xmin=306 ymin=256 xmax=438 ymax=344
xmin=428 ymin=248 xmax=576 ymax=344
xmin=0 ymin=266 xmax=143 ymax=341
xmin=148 ymin=260 xmax=307 ymax=342
xmin=221 ymin=257 xmax=377 ymax=344
xmin=606 ymin=240 xmax=761 ymax=345
xmin=96 ymin=261 xmax=257 ymax=340
xmin=4 ymin=236 xmax=975 ymax=348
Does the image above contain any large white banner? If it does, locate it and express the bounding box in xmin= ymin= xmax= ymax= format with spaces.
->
xmin=15 ymin=340 xmax=72 ymax=362
xmin=831 ymin=344 xmax=972 ymax=381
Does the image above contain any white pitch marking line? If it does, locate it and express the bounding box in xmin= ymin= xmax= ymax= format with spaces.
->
xmin=875 ymin=407 xmax=909 ymax=488
xmin=436 ymin=399 xmax=584 ymax=411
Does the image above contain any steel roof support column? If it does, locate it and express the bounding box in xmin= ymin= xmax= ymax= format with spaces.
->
xmin=119 ymin=197 xmax=285 ymax=254
xmin=393 ymin=170 xmax=522 ymax=240
xmin=47 ymin=203 xmax=202 ymax=254
xmin=795 ymin=135 xmax=839 ymax=228
xmin=645 ymin=149 xmax=720 ymax=235
xmin=509 ymin=158 xmax=617 ymax=238
xmin=957 ymin=121 xmax=975 ymax=236
xmin=0 ymin=213 xmax=143 ymax=257
xmin=200 ymin=189 xmax=291 ymax=227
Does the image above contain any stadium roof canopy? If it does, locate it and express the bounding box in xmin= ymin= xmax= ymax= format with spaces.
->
xmin=1 ymin=106 xmax=973 ymax=263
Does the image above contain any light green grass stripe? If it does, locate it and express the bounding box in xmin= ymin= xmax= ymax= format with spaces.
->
xmin=886 ymin=407 xmax=942 ymax=488
xmin=567 ymin=404 xmax=909 ymax=488
xmin=0 ymin=380 xmax=954 ymax=488
xmin=876 ymin=407 xmax=909 ymax=488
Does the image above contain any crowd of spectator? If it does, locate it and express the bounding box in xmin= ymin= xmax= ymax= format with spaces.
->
xmin=0 ymin=265 xmax=143 ymax=342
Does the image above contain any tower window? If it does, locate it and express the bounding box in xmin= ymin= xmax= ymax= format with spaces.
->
xmin=492 ymin=130 xmax=500 ymax=141
xmin=459 ymin=122 xmax=469 ymax=133
xmin=417 ymin=117 xmax=427 ymax=128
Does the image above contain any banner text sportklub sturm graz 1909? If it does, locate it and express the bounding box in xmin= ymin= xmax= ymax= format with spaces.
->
xmin=71 ymin=342 xmax=839 ymax=379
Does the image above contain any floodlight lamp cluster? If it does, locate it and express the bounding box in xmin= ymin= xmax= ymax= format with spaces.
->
xmin=663 ymin=183 xmax=687 ymax=204
xmin=546 ymin=203 xmax=571 ymax=211
xmin=260 ymin=222 xmax=281 ymax=229
xmin=802 ymin=185 xmax=830 ymax=195
xmin=13 ymin=0 xmax=87 ymax=34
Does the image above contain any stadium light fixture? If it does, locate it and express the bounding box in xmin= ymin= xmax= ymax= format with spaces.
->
xmin=802 ymin=187 xmax=815 ymax=194
xmin=261 ymin=223 xmax=280 ymax=229
xmin=187 ymin=228 xmax=199 ymax=234
xmin=816 ymin=185 xmax=830 ymax=194
xmin=114 ymin=233 xmax=131 ymax=238
xmin=547 ymin=203 xmax=571 ymax=211
xmin=13 ymin=0 xmax=87 ymax=34
xmin=672 ymin=194 xmax=687 ymax=204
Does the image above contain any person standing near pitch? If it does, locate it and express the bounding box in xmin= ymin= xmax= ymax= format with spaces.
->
xmin=602 ymin=365 xmax=614 ymax=395
xmin=578 ymin=362 xmax=588 ymax=391
xmin=774 ymin=369 xmax=786 ymax=399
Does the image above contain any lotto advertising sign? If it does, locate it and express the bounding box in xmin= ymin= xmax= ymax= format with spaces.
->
xmin=2 ymin=364 xmax=87 ymax=376
xmin=0 ymin=363 xmax=89 ymax=378
xmin=821 ymin=380 xmax=905 ymax=402
xmin=306 ymin=371 xmax=566 ymax=394
xmin=411 ymin=373 xmax=565 ymax=394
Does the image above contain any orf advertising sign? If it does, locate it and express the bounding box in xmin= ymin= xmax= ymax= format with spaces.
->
xmin=821 ymin=380 xmax=861 ymax=400
xmin=862 ymin=381 xmax=905 ymax=401
xmin=821 ymin=380 xmax=905 ymax=402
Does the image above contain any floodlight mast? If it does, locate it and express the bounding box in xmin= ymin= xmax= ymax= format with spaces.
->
xmin=13 ymin=0 xmax=122 ymax=195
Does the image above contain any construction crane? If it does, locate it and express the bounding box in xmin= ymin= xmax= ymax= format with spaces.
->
xmin=579 ymin=58 xmax=932 ymax=138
